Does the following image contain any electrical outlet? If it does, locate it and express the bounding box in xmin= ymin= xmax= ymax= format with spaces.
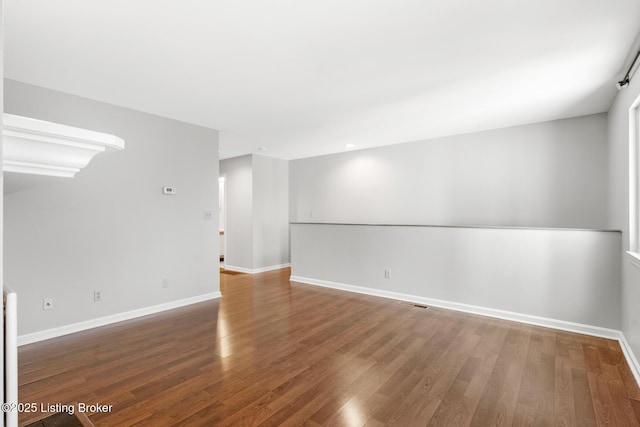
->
xmin=162 ymin=278 xmax=169 ymax=288
xmin=384 ymin=269 xmax=391 ymax=279
xmin=43 ymin=298 xmax=54 ymax=311
xmin=204 ymin=210 xmax=213 ymax=220
xmin=94 ymin=290 xmax=103 ymax=302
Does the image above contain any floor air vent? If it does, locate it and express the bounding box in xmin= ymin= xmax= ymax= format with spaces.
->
xmin=400 ymin=301 xmax=429 ymax=309
xmin=412 ymin=304 xmax=429 ymax=309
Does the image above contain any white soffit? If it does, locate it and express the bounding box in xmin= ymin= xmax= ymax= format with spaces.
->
xmin=2 ymin=114 xmax=125 ymax=178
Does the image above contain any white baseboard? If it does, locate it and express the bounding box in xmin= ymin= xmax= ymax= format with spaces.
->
xmin=619 ymin=333 xmax=640 ymax=386
xmin=18 ymin=292 xmax=222 ymax=346
xmin=290 ymin=275 xmax=640 ymax=386
xmin=224 ymin=263 xmax=291 ymax=274
xmin=222 ymin=265 xmax=254 ymax=274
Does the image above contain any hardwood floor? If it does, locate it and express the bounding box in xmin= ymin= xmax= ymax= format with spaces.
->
xmin=18 ymin=268 xmax=640 ymax=426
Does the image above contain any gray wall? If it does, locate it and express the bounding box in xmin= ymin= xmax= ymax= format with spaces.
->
xmin=3 ymin=80 xmax=220 ymax=335
xmin=253 ymin=155 xmax=290 ymax=269
xmin=289 ymin=113 xmax=621 ymax=335
xmin=607 ymin=53 xmax=640 ymax=362
xmin=220 ymin=154 xmax=290 ymax=271
xmin=291 ymin=114 xmax=608 ymax=229
xmin=291 ymin=224 xmax=621 ymax=330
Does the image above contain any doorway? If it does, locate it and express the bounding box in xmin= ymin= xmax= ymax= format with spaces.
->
xmin=219 ymin=175 xmax=226 ymax=270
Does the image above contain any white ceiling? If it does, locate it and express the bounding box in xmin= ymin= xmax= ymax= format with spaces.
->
xmin=4 ymin=0 xmax=640 ymax=160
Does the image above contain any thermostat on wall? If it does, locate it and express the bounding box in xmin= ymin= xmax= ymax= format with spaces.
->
xmin=162 ymin=186 xmax=176 ymax=195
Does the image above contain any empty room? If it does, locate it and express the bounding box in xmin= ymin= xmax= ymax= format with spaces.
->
xmin=2 ymin=1 xmax=640 ymax=426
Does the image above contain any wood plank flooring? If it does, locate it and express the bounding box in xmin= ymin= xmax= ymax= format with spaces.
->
xmin=18 ymin=268 xmax=640 ymax=426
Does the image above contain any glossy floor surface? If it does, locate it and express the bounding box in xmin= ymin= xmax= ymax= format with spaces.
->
xmin=19 ymin=268 xmax=640 ymax=426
